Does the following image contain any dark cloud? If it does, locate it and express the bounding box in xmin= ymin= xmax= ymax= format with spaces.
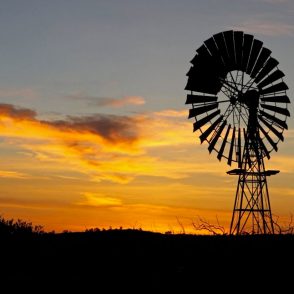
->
xmin=49 ymin=114 xmax=139 ymax=142
xmin=0 ymin=103 xmax=37 ymax=120
xmin=0 ymin=103 xmax=142 ymax=145
xmin=48 ymin=114 xmax=137 ymax=142
xmin=88 ymin=97 xmax=120 ymax=107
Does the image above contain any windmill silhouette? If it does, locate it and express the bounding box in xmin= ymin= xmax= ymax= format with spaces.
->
xmin=185 ymin=30 xmax=290 ymax=234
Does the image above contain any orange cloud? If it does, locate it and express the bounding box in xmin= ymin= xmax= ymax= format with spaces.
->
xmin=2 ymin=103 xmax=283 ymax=184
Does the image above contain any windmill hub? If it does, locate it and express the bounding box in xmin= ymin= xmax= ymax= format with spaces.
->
xmin=239 ymin=89 xmax=260 ymax=109
xmin=230 ymin=95 xmax=237 ymax=105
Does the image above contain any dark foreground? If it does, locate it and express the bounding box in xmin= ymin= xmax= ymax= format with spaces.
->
xmin=1 ymin=230 xmax=294 ymax=292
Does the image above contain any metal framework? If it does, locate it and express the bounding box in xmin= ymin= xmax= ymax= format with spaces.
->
xmin=228 ymin=132 xmax=278 ymax=234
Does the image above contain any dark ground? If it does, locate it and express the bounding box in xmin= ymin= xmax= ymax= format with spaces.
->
xmin=1 ymin=230 xmax=293 ymax=292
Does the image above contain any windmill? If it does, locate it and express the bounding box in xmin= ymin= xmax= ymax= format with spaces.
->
xmin=185 ymin=30 xmax=290 ymax=234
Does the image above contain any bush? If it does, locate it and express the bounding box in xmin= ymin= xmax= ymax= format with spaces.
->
xmin=0 ymin=215 xmax=44 ymax=235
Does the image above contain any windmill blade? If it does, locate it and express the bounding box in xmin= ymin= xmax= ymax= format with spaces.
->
xmin=260 ymin=104 xmax=290 ymax=116
xmin=234 ymin=31 xmax=244 ymax=68
xmin=193 ymin=110 xmax=221 ymax=131
xmin=199 ymin=115 xmax=223 ymax=143
xmin=260 ymin=110 xmax=288 ymax=129
xmin=204 ymin=38 xmax=221 ymax=60
xmin=204 ymin=37 xmax=220 ymax=57
xmin=227 ymin=127 xmax=236 ymax=166
xmin=258 ymin=115 xmax=284 ymax=141
xmin=250 ymin=48 xmax=271 ymax=78
xmin=185 ymin=53 xmax=224 ymax=95
xmin=186 ymin=66 xmax=194 ymax=76
xmin=185 ymin=72 xmax=223 ymax=95
xmin=257 ymin=69 xmax=285 ymax=89
xmin=254 ymin=57 xmax=279 ymax=84
xmin=258 ymin=136 xmax=271 ymax=159
xmin=260 ymin=95 xmax=290 ymax=103
xmin=190 ymin=53 xmax=210 ymax=66
xmin=223 ymin=30 xmax=236 ymax=69
xmin=246 ymin=39 xmax=263 ymax=75
xmin=196 ymin=44 xmax=211 ymax=57
xmin=213 ymin=32 xmax=230 ymax=67
xmin=217 ymin=124 xmax=231 ymax=161
xmin=241 ymin=34 xmax=254 ymax=72
xmin=258 ymin=123 xmax=278 ymax=151
xmin=204 ymin=37 xmax=225 ymax=73
xmin=188 ymin=103 xmax=218 ymax=118
xmin=208 ymin=120 xmax=227 ymax=153
xmin=237 ymin=128 xmax=242 ymax=168
xmin=190 ymin=54 xmax=198 ymax=65
xmin=260 ymin=82 xmax=288 ymax=95
xmin=186 ymin=94 xmax=217 ymax=104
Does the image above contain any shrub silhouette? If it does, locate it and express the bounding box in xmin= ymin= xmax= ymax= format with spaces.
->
xmin=0 ymin=215 xmax=44 ymax=235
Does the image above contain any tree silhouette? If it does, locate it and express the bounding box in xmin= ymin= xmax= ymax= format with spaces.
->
xmin=0 ymin=215 xmax=44 ymax=235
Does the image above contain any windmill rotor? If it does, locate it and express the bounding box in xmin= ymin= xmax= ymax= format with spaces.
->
xmin=185 ymin=30 xmax=290 ymax=167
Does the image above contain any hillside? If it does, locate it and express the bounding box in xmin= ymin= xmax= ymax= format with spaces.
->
xmin=1 ymin=229 xmax=293 ymax=291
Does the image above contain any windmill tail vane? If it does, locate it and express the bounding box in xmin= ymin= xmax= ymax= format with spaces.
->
xmin=185 ymin=30 xmax=290 ymax=234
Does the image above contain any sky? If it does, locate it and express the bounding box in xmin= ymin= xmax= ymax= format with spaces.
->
xmin=0 ymin=0 xmax=293 ymax=233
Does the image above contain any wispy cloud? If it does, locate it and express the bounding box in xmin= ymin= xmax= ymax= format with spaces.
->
xmin=67 ymin=92 xmax=145 ymax=107
xmin=91 ymin=96 xmax=145 ymax=107
xmin=75 ymin=192 xmax=123 ymax=207
xmin=0 ymin=88 xmax=39 ymax=100
xmin=0 ymin=170 xmax=29 ymax=179
xmin=231 ymin=20 xmax=294 ymax=36
xmin=259 ymin=0 xmax=289 ymax=3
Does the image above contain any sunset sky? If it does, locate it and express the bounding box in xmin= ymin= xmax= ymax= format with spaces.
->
xmin=0 ymin=0 xmax=293 ymax=233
